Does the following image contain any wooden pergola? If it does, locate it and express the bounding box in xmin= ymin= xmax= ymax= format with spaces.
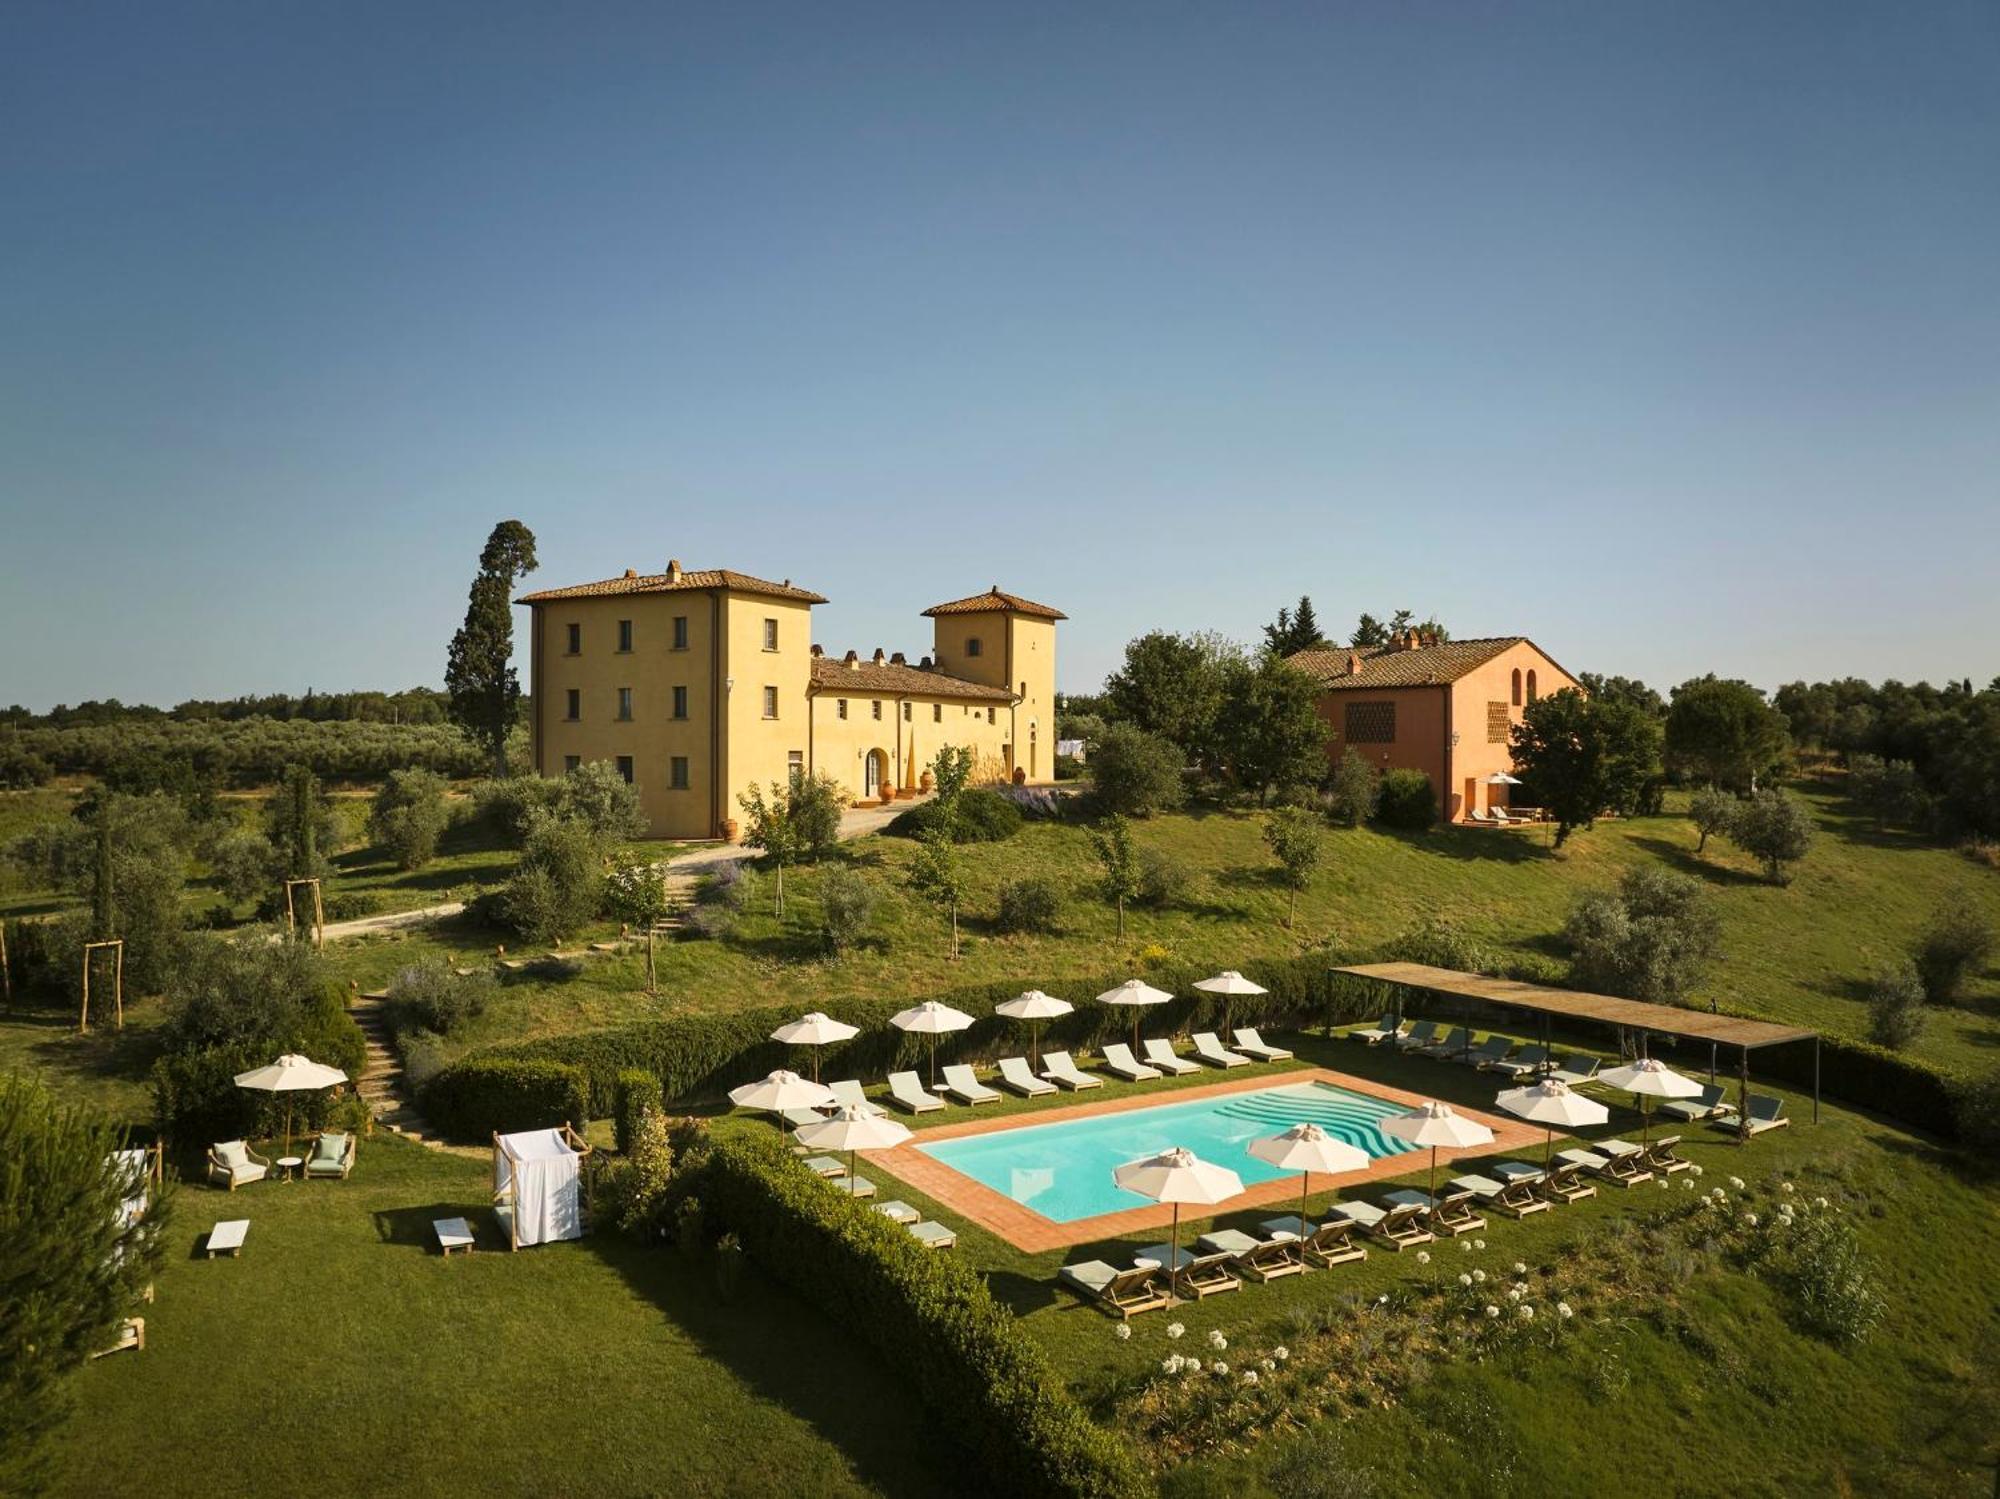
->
xmin=1332 ymin=961 xmax=1819 ymax=1133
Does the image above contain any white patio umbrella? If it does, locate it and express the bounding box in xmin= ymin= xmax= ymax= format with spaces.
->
xmin=1248 ymin=1122 xmax=1369 ymax=1242
xmin=889 ymin=1001 xmax=974 ymax=1088
xmin=1114 ymin=1147 xmax=1243 ymax=1292
xmin=1192 ymin=970 xmax=1267 ymax=1032
xmin=769 ymin=1012 xmax=860 ymax=1082
xmin=1599 ymin=1057 xmax=1701 ymax=1145
xmin=233 ymin=1053 xmax=348 ymax=1159
xmin=1381 ymin=1100 xmax=1495 ymax=1205
xmin=1096 ymin=979 xmax=1174 ymax=1051
xmin=1495 ymin=1077 xmax=1610 ymax=1175
xmin=728 ymin=1069 xmax=836 ymax=1132
xmin=1484 ymin=772 xmax=1523 ymax=785
xmin=795 ymin=1105 xmax=913 ymax=1190
xmin=994 ymin=990 xmax=1073 ymax=1070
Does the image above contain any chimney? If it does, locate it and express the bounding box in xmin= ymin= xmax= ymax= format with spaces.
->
xmin=843 ymin=650 xmax=860 ymax=670
xmin=623 ymin=568 xmax=637 ymax=578
xmin=890 ymin=651 xmax=906 ymax=665
xmin=1404 ymin=628 xmax=1420 ymax=650
xmin=872 ymin=647 xmax=886 ymax=664
xmin=920 ymin=655 xmax=933 ymax=670
xmin=665 ymin=558 xmax=682 ymax=583
xmin=810 ymin=644 xmax=824 ymax=658
xmin=1346 ymin=650 xmax=1361 ymax=676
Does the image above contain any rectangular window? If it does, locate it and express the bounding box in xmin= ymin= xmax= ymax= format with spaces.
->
xmin=669 ymin=756 xmax=689 ymax=789
xmin=762 ymin=617 xmax=778 ymax=651
xmin=672 ymin=615 xmax=688 ymax=650
xmin=564 ymin=688 xmax=579 ymax=721
xmin=616 ymin=755 xmax=635 ymax=784
xmin=837 ymin=699 xmax=848 ymax=720
xmin=672 ymin=685 xmax=688 ymax=720
xmin=902 ymin=702 xmax=911 ymax=721
xmin=565 ymin=622 xmax=581 ymax=655
xmin=1486 ymin=700 xmax=1511 ymax=744
xmin=617 ymin=619 xmax=632 ymax=653
xmin=617 ymin=687 xmax=633 ymax=721
xmin=1344 ymin=700 xmax=1397 ymax=744
xmin=563 ymin=754 xmax=580 ymax=774
xmin=762 ymin=685 xmax=778 ymax=719
xmin=787 ymin=750 xmax=804 ymax=785
xmin=871 ymin=700 xmax=882 ymax=720
xmin=966 ymin=637 xmax=983 ymax=657
xmin=987 ymin=706 xmax=996 ymax=724
xmin=932 ymin=704 xmax=942 ymax=723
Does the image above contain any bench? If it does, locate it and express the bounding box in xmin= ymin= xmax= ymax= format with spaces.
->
xmin=206 ymin=1219 xmax=249 ymax=1258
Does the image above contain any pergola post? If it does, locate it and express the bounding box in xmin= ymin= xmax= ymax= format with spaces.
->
xmin=1813 ymin=1037 xmax=1821 ymax=1125
xmin=1736 ymin=1045 xmax=1751 ymax=1146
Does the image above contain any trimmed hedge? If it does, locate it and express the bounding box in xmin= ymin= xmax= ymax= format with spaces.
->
xmin=886 ymin=788 xmax=1024 ymax=843
xmin=1750 ymin=1030 xmax=1961 ymax=1141
xmin=699 ymin=1134 xmax=1146 ymax=1498
xmin=613 ymin=1068 xmax=664 ymax=1155
xmin=421 ymin=1058 xmax=590 ymax=1142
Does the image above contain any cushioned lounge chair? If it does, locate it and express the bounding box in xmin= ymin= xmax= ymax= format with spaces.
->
xmin=1454 ymin=1035 xmax=1514 ymax=1069
xmin=803 ymin=1155 xmax=847 ymax=1178
xmin=1232 ymin=1027 xmax=1293 ymax=1062
xmin=828 ymin=1080 xmax=879 ymax=1115
xmin=1258 ymin=1217 xmax=1368 ymax=1268
xmin=996 ymin=1056 xmax=1055 ymax=1097
xmin=1532 ymin=1157 xmax=1598 ymax=1204
xmin=1467 ymin=807 xmax=1500 ymax=826
xmin=1329 ymin=1199 xmax=1433 ymax=1251
xmin=1547 ymin=1055 xmax=1602 ymax=1087
xmin=1059 ymin=1260 xmax=1171 ymax=1319
xmin=873 ymin=1200 xmax=920 ymax=1224
xmin=1101 ymin=1043 xmax=1162 ymax=1082
xmin=1191 ymin=1032 xmax=1250 ymax=1068
xmin=1348 ymin=1013 xmax=1403 ymax=1045
xmin=1196 ymin=1227 xmax=1308 ymax=1282
xmin=206 ymin=1140 xmax=269 ymax=1191
xmin=1142 ymin=1038 xmax=1200 ymax=1075
xmin=1392 ymin=1020 xmax=1441 ymax=1051
xmin=779 ymin=1106 xmax=827 ymax=1129
xmin=1485 ymin=1044 xmax=1552 ymax=1079
xmin=829 ymin=1174 xmax=877 ymax=1199
xmin=1556 ymin=1144 xmax=1651 ymax=1189
xmin=303 ymin=1131 xmax=355 ymax=1180
xmin=1731 ymin=1094 xmax=1790 ymax=1135
xmin=1040 ymin=1052 xmax=1102 ymax=1090
xmin=907 ymin=1221 xmax=957 ymax=1250
xmin=886 ymin=1071 xmax=945 ymax=1113
xmin=1450 ymin=1172 xmax=1550 ymax=1219
xmin=1658 ymin=1083 xmax=1735 ymax=1124
xmin=940 ymin=1064 xmax=1001 ymax=1106
xmin=1139 ymin=1244 xmax=1240 ymax=1298
xmin=1382 ymin=1186 xmax=1485 ymax=1238
xmin=1416 ymin=1026 xmax=1471 ymax=1059
xmin=1642 ymin=1134 xmax=1692 ymax=1173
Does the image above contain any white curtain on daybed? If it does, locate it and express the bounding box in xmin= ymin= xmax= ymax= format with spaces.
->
xmin=494 ymin=1128 xmax=583 ymax=1246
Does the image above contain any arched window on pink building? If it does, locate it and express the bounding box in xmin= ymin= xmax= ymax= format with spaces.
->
xmin=1526 ymin=670 xmax=1539 ymax=702
xmin=1511 ymin=668 xmax=1523 ymax=706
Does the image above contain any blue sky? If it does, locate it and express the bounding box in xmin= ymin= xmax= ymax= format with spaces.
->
xmin=3 ymin=1 xmax=1996 ymax=711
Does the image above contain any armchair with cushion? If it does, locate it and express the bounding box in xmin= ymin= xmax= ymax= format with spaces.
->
xmin=304 ymin=1131 xmax=356 ymax=1180
xmin=207 ymin=1139 xmax=270 ymax=1191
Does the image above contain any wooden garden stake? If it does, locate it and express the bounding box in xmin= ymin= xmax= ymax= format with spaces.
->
xmin=284 ymin=877 xmax=325 ymax=949
xmin=79 ymin=939 xmax=124 ymax=1033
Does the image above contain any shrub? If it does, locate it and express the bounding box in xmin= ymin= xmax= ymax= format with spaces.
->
xmin=500 ymin=815 xmax=604 ymax=944
xmin=0 ymin=741 xmax=54 ymax=789
xmin=1135 ymin=847 xmax=1189 ymax=909
xmin=1953 ymin=1068 xmax=2000 ymax=1169
xmin=1563 ymin=866 xmax=1722 ymax=1006
xmin=675 ymin=1194 xmax=707 ymax=1258
xmin=387 ymin=957 xmax=491 ymax=1038
xmin=1053 ymin=753 xmax=1083 ymax=780
xmin=605 ymin=1103 xmax=675 ymax=1240
xmin=1728 ymin=787 xmax=1815 ymax=883
xmin=996 ymin=876 xmax=1064 ymax=935
xmin=1687 ymin=786 xmax=1739 ymax=856
xmin=1373 ymin=769 xmax=1436 ymax=830
xmin=204 ymin=827 xmax=283 ymax=905
xmin=613 ymin=1069 xmax=665 ymax=1154
xmin=697 ymin=1135 xmax=1148 ymax=1498
xmin=368 ymin=767 xmax=451 ymax=870
xmin=1387 ymin=916 xmax=1493 ymax=974
xmin=1088 ymin=723 xmax=1187 ymax=817
xmin=790 ymin=772 xmax=845 ymax=860
xmin=887 ymin=788 xmax=1023 ymax=843
xmin=1864 ymin=958 xmax=1927 ymax=1050
xmin=420 ymin=1057 xmax=590 ymax=1142
xmin=1962 ymin=837 xmax=2000 ymax=870
xmin=1772 ymin=1211 xmax=1885 ymax=1347
xmin=472 ymin=775 xmax=564 ymax=846
xmin=556 ymin=760 xmax=649 ymax=840
xmin=1910 ymin=893 xmax=1993 ymax=1005
xmin=818 ymin=866 xmax=877 ymax=954
xmin=1324 ymin=748 xmax=1378 ymax=829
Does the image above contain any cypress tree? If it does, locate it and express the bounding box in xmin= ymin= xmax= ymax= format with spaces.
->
xmin=446 ymin=520 xmax=539 ymax=777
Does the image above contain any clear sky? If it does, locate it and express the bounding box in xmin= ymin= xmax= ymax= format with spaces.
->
xmin=3 ymin=1 xmax=1996 ymax=712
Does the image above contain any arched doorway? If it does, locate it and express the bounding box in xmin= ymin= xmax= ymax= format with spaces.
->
xmin=864 ymin=748 xmax=889 ymax=798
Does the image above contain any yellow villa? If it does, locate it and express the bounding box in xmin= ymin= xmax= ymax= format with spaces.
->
xmin=518 ymin=561 xmax=1064 ymax=839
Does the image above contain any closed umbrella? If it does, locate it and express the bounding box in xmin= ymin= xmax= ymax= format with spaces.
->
xmin=1248 ymin=1122 xmax=1369 ymax=1241
xmin=1114 ymin=1147 xmax=1243 ymax=1295
xmin=1192 ymin=970 xmax=1267 ymax=1034
xmin=1096 ymin=979 xmax=1173 ymax=1051
xmin=729 ymin=1069 xmax=836 ymax=1132
xmin=795 ymin=1105 xmax=913 ymax=1193
xmin=769 ymin=1012 xmax=860 ymax=1083
xmin=1495 ymin=1077 xmax=1609 ymax=1175
xmin=1381 ymin=1100 xmax=1494 ymax=1206
xmin=233 ymin=1054 xmax=348 ymax=1160
xmin=994 ymin=990 xmax=1073 ymax=1070
xmin=889 ymin=1001 xmax=974 ymax=1088
xmin=1598 ymin=1057 xmax=1701 ymax=1146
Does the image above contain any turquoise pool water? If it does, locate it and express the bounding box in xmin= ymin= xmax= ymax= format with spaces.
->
xmin=915 ymin=1081 xmax=1420 ymax=1223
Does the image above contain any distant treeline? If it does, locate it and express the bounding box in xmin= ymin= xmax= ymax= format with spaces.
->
xmin=1776 ymin=675 xmax=2000 ymax=838
xmin=0 ymin=717 xmax=487 ymax=788
xmin=4 ymin=686 xmax=453 ymax=728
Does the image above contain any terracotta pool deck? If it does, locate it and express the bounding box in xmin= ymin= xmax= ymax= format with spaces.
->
xmin=859 ymin=1064 xmax=1547 ymax=1253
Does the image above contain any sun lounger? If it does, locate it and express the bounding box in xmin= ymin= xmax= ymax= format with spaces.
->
xmin=1100 ymin=1043 xmax=1162 ymax=1082
xmin=829 ymin=1175 xmax=877 ymax=1199
xmin=1391 ymin=1020 xmax=1441 ymax=1051
xmin=1141 ymin=1038 xmax=1201 ymax=1075
xmin=1454 ymin=1035 xmax=1514 ymax=1069
xmin=1191 ymin=1032 xmax=1250 ymax=1068
xmin=1557 ymin=1144 xmax=1652 ymax=1188
xmin=206 ymin=1140 xmax=269 ymax=1191
xmin=92 ymin=1317 xmax=144 ymax=1358
xmin=303 ymin=1131 xmax=355 ymax=1180
xmin=1040 ymin=1051 xmax=1103 ymax=1090
xmin=1658 ymin=1083 xmax=1735 ymax=1124
xmin=1382 ymin=1187 xmax=1486 ymax=1238
xmin=1349 ymin=1013 xmax=1404 ymax=1045
xmin=996 ymin=1056 xmax=1056 ymax=1097
xmin=874 ymin=1200 xmax=920 ymax=1224
xmin=1142 ymin=1245 xmax=1241 ymax=1298
xmin=433 ymin=1217 xmax=475 ymax=1256
xmin=1533 ymin=1157 xmax=1598 ymax=1204
xmin=907 ymin=1220 xmax=957 ymax=1250
xmin=1232 ymin=1027 xmax=1293 ymax=1062
xmin=1451 ymin=1172 xmax=1550 ymax=1219
xmin=1642 ymin=1135 xmax=1692 ymax=1174
xmin=1260 ymin=1216 xmax=1368 ymax=1267
xmin=1416 ymin=1026 xmax=1471 ymax=1059
xmin=1547 ymin=1055 xmax=1601 ymax=1087
xmin=886 ymin=1071 xmax=945 ymax=1113
xmin=1196 ymin=1227 xmax=1308 ymax=1282
xmin=205 ymin=1219 xmax=250 ymax=1258
xmin=1058 ymin=1260 xmax=1171 ymax=1319
xmin=1485 ymin=1044 xmax=1552 ymax=1079
xmin=1329 ymin=1199 xmax=1433 ymax=1251
xmin=803 ymin=1155 xmax=848 ymax=1178
xmin=828 ymin=1080 xmax=881 ymax=1115
xmin=940 ymin=1064 xmax=1001 ymax=1105
xmin=1723 ymin=1093 xmax=1790 ymax=1136
xmin=1467 ymin=807 xmax=1500 ymax=826
xmin=779 ymin=1106 xmax=827 ymax=1129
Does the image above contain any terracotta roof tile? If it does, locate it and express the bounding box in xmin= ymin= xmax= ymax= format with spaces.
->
xmin=808 ymin=657 xmax=1015 ymax=702
xmin=921 ymin=587 xmax=1066 ymax=620
xmin=519 ymin=567 xmax=827 ymax=605
xmin=1285 ymin=636 xmax=1529 ymax=690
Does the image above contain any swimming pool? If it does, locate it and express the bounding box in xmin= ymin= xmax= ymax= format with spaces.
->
xmin=914 ymin=1080 xmax=1421 ymax=1223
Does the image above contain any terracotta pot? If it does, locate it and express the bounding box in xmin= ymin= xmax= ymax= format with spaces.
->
xmin=720 ymin=818 xmax=740 ymax=844
xmin=878 ymin=785 xmax=895 ymax=806
xmin=919 ymin=771 xmax=935 ymax=793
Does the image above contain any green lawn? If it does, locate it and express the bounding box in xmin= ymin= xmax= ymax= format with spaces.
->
xmin=54 ymin=1134 xmax=955 ymax=1499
